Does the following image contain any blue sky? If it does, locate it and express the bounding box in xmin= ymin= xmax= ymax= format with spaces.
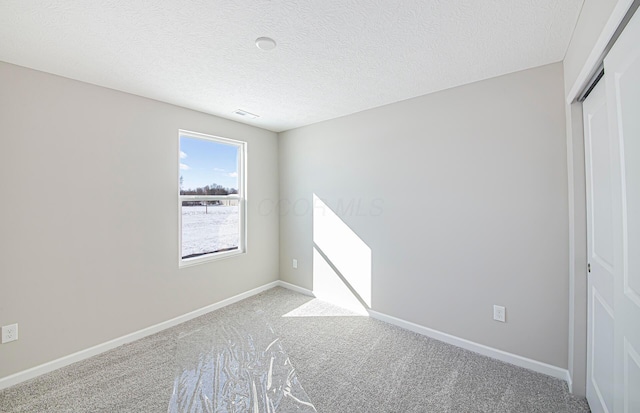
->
xmin=179 ymin=135 xmax=239 ymax=191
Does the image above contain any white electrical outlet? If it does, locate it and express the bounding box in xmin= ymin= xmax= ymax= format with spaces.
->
xmin=493 ymin=305 xmax=506 ymax=323
xmin=2 ymin=323 xmax=18 ymax=343
xmin=292 ymin=259 xmax=298 ymax=269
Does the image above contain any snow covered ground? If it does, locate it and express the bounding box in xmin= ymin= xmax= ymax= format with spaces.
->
xmin=181 ymin=205 xmax=239 ymax=258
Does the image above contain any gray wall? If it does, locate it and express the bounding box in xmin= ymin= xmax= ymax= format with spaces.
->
xmin=564 ymin=101 xmax=588 ymax=395
xmin=279 ymin=63 xmax=570 ymax=368
xmin=0 ymin=62 xmax=279 ymax=378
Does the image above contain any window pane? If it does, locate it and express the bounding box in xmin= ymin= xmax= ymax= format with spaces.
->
xmin=181 ymin=201 xmax=239 ymax=259
xmin=179 ymin=131 xmax=244 ymax=263
xmin=179 ymin=135 xmax=239 ymax=195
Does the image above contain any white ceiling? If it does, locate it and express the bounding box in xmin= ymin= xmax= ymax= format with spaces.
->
xmin=0 ymin=1 xmax=583 ymax=132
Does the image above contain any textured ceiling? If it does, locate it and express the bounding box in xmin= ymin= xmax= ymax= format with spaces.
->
xmin=0 ymin=1 xmax=583 ymax=132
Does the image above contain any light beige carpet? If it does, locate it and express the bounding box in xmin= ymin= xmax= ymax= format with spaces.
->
xmin=0 ymin=287 xmax=590 ymax=412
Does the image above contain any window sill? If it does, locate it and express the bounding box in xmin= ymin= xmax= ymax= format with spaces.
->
xmin=179 ymin=248 xmax=245 ymax=268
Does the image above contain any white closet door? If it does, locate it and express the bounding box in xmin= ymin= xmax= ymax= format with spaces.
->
xmin=604 ymin=8 xmax=640 ymax=413
xmin=583 ymin=78 xmax=616 ymax=413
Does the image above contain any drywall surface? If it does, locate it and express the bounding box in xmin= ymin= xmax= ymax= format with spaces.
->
xmin=565 ymin=101 xmax=588 ymax=396
xmin=0 ymin=1 xmax=582 ymax=132
xmin=0 ymin=62 xmax=279 ymax=379
xmin=279 ymin=63 xmax=569 ymax=368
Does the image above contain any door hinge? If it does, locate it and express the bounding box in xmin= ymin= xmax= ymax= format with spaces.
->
xmin=588 ymin=263 xmax=591 ymax=273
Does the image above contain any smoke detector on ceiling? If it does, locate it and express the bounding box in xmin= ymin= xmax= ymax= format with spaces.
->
xmin=233 ymin=109 xmax=260 ymax=119
xmin=255 ymin=37 xmax=276 ymax=51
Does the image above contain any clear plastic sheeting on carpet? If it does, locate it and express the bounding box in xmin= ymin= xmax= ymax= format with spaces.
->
xmin=168 ymin=312 xmax=316 ymax=413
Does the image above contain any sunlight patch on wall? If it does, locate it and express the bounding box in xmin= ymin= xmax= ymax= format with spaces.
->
xmin=312 ymin=248 xmax=369 ymax=315
xmin=312 ymin=194 xmax=372 ymax=312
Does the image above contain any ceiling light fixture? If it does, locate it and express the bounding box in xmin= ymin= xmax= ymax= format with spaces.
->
xmin=255 ymin=37 xmax=276 ymax=51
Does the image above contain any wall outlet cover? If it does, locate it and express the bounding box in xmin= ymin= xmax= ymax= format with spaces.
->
xmin=2 ymin=323 xmax=19 ymax=343
xmin=493 ymin=305 xmax=506 ymax=323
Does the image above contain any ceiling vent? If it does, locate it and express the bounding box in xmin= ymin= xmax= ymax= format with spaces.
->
xmin=233 ymin=109 xmax=259 ymax=119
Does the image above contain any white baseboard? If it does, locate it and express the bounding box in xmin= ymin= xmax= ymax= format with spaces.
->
xmin=2 ymin=280 xmax=570 ymax=391
xmin=276 ymin=280 xmax=314 ymax=296
xmin=367 ymin=309 xmax=570 ymax=383
xmin=276 ymin=281 xmax=570 ymax=384
xmin=0 ymin=280 xmax=280 ymax=390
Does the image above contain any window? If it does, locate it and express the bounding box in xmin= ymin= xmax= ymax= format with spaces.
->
xmin=178 ymin=130 xmax=246 ymax=266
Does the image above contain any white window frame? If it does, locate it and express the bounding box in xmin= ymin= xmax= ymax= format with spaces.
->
xmin=178 ymin=129 xmax=246 ymax=267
